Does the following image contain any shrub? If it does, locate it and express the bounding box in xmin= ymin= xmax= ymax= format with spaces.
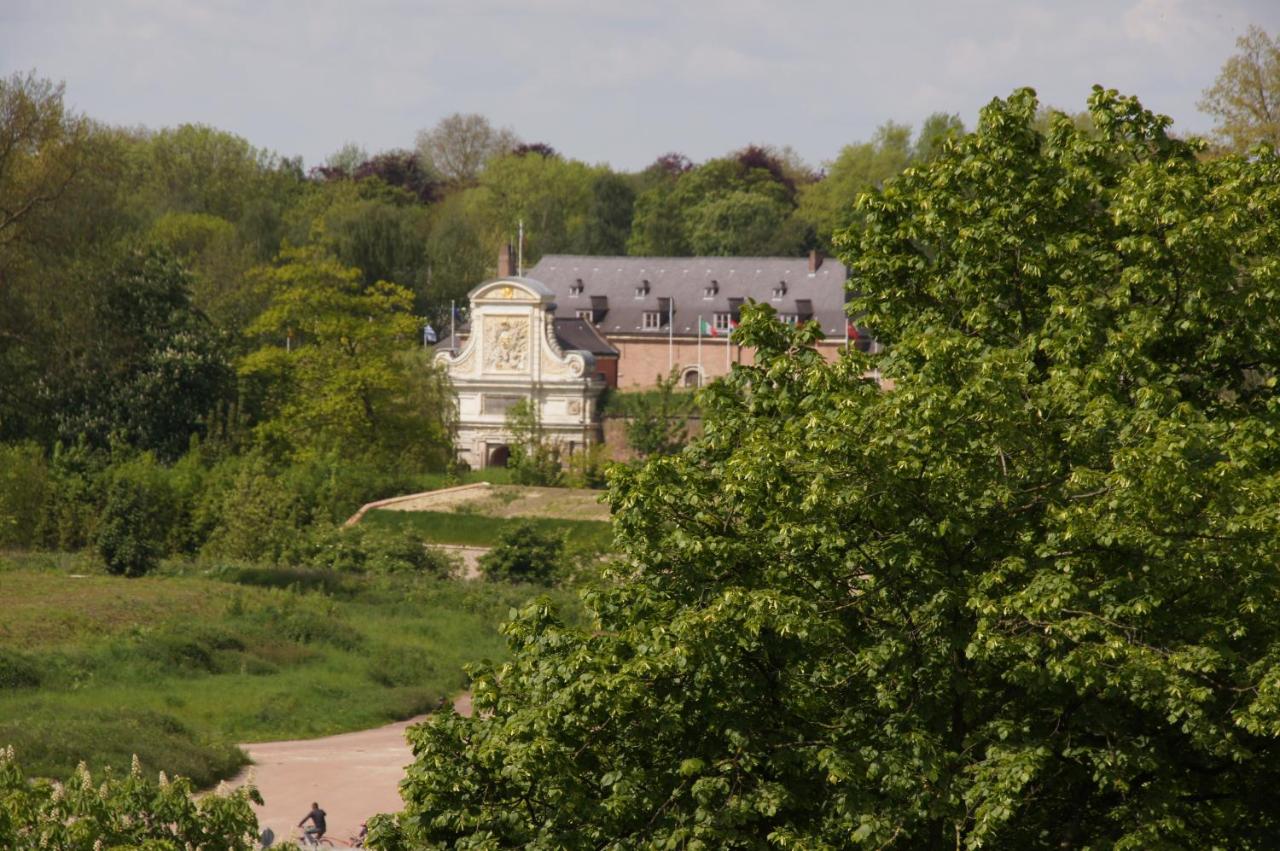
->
xmin=0 ymin=748 xmax=260 ymax=849
xmin=307 ymin=522 xmax=454 ymax=575
xmin=95 ymin=476 xmax=164 ymax=576
xmin=0 ymin=649 xmax=42 ymax=688
xmin=479 ymin=520 xmax=564 ymax=585
xmin=0 ymin=443 xmax=49 ymax=548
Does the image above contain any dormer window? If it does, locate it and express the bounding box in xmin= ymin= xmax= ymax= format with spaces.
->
xmin=570 ymin=278 xmax=584 ymax=297
xmin=642 ymin=311 xmax=662 ymax=329
xmin=576 ymin=309 xmax=594 ymax=323
xmin=635 ymin=279 xmax=650 ymax=298
xmin=703 ymin=280 xmax=719 ymax=299
xmin=772 ymin=280 xmax=787 ymax=300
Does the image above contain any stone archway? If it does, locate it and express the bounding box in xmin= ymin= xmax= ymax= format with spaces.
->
xmin=487 ymin=444 xmax=511 ymax=468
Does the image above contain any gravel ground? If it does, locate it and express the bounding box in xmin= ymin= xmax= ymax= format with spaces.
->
xmin=226 ymin=693 xmax=473 ymax=847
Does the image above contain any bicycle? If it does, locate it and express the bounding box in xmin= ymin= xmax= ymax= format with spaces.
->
xmin=296 ymin=827 xmax=335 ymax=848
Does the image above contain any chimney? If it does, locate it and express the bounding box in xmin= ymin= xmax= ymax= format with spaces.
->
xmin=498 ymin=243 xmax=515 ymax=278
xmin=808 ymin=249 xmax=823 ymax=273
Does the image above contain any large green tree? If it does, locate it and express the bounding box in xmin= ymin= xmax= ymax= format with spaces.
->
xmin=372 ymin=88 xmax=1280 ymax=849
xmin=239 ymin=244 xmax=452 ymax=467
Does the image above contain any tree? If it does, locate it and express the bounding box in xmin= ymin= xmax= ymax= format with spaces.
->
xmin=0 ymin=72 xmax=89 ymax=251
xmin=239 ymin=243 xmax=451 ymax=467
xmin=622 ymin=370 xmax=688 ymax=458
xmin=48 ymin=247 xmax=234 ymax=460
xmin=96 ymin=475 xmax=163 ymax=577
xmin=1200 ymin=25 xmax=1280 ymax=152
xmin=353 ymin=149 xmax=441 ymax=204
xmin=628 ymin=154 xmax=807 ymax=258
xmin=478 ymin=520 xmax=563 ymax=585
xmin=796 ymin=121 xmax=914 ymax=252
xmin=372 ymin=88 xmax=1280 ymax=849
xmin=415 ymin=113 xmax=519 ymax=185
xmin=325 ymin=141 xmax=369 ymax=176
xmin=504 ymin=398 xmax=562 ymax=486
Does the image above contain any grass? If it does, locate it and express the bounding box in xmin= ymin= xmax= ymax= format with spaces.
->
xmin=362 ymin=510 xmax=614 ymax=556
xmin=0 ymin=550 xmax=579 ymax=787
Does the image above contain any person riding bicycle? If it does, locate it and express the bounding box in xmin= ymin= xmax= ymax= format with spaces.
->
xmin=299 ymin=802 xmax=327 ymax=844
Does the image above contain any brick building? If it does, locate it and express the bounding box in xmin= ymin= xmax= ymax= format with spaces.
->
xmin=436 ymin=248 xmax=866 ymax=466
xmin=526 ymin=251 xmax=863 ymax=388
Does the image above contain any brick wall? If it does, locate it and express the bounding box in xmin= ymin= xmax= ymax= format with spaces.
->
xmin=608 ymin=336 xmax=845 ymax=389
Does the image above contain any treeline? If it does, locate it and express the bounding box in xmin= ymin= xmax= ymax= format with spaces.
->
xmin=0 ymin=70 xmax=962 ymax=557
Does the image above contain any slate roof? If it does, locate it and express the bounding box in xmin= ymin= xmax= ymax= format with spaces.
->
xmin=553 ymin=317 xmax=619 ymax=357
xmin=526 ymin=254 xmax=854 ymax=339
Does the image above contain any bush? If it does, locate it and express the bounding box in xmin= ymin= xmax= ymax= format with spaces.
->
xmin=0 ymin=649 xmax=42 ymax=688
xmin=479 ymin=520 xmax=564 ymax=585
xmin=0 ymin=747 xmax=259 ymax=848
xmin=307 ymin=522 xmax=454 ymax=575
xmin=95 ymin=476 xmax=164 ymax=576
xmin=0 ymin=443 xmax=49 ymax=548
xmin=367 ymin=644 xmax=438 ymax=688
xmin=37 ymin=441 xmax=109 ymax=550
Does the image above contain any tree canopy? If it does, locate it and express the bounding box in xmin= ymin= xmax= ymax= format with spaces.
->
xmin=1200 ymin=25 xmax=1280 ymax=153
xmin=370 ymin=87 xmax=1280 ymax=849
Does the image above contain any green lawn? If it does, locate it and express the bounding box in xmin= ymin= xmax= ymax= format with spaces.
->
xmin=0 ymin=552 xmax=577 ymax=786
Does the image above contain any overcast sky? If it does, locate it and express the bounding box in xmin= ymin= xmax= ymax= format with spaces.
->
xmin=3 ymin=0 xmax=1277 ymax=172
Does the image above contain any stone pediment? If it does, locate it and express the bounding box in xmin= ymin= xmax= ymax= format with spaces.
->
xmin=470 ymin=276 xmax=556 ymax=306
xmin=437 ymin=273 xmax=608 ymax=469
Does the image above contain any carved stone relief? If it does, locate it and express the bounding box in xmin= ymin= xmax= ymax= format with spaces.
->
xmin=483 ymin=317 xmax=529 ymax=372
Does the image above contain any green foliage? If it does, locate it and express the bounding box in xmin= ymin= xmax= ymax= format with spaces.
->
xmin=504 ymin=398 xmax=563 ymax=486
xmin=374 ymin=88 xmax=1280 ymax=850
xmin=49 ymin=247 xmax=234 ymax=459
xmin=621 ymin=370 xmax=689 ymax=458
xmin=363 ymin=510 xmax=613 ymax=556
xmin=0 ymin=650 xmax=42 ymax=689
xmin=1199 ymin=25 xmax=1280 ymax=153
xmin=0 ymin=442 xmax=48 ymax=547
xmin=0 ymin=554 xmax=578 ymax=786
xmin=478 ymin=520 xmax=564 ymax=585
xmin=240 ymin=243 xmax=451 ymax=467
xmin=95 ymin=476 xmax=164 ymax=576
xmin=0 ymin=748 xmax=261 ymax=849
xmin=628 ymin=155 xmax=807 ymax=257
xmin=306 ymin=522 xmax=454 ymax=575
xmin=797 ymin=114 xmax=964 ymax=252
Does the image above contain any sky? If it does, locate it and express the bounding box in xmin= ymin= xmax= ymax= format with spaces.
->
xmin=2 ymin=0 xmax=1277 ymax=172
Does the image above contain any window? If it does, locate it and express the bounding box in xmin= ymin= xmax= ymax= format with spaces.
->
xmin=682 ymin=367 xmax=703 ymax=388
xmin=703 ymin=280 xmax=719 ymax=299
xmin=570 ymin=278 xmax=584 ymax=297
xmin=576 ymin=309 xmax=594 ymax=323
xmin=772 ymin=281 xmax=787 ymax=300
xmin=635 ymin=279 xmax=650 ymax=298
xmin=713 ymin=312 xmax=732 ymax=331
xmin=643 ymin=311 xmax=662 ymax=329
xmin=778 ymin=313 xmax=799 ymax=325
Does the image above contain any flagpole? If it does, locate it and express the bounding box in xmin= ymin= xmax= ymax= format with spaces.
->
xmin=725 ymin=319 xmax=730 ymax=370
xmin=450 ymin=300 xmax=455 ymax=350
xmin=697 ymin=314 xmax=702 ymax=379
xmin=667 ymin=298 xmax=674 ymax=372
xmin=517 ymin=220 xmax=524 ymax=276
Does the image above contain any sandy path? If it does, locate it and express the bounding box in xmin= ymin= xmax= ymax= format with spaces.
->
xmin=226 ymin=693 xmax=472 ymax=847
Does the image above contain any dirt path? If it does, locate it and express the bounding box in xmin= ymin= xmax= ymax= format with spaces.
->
xmin=226 ymin=693 xmax=472 ymax=847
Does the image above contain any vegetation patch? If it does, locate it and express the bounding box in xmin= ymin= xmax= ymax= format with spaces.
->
xmin=362 ymin=509 xmax=613 ymax=556
xmin=0 ymin=553 xmax=579 ymax=785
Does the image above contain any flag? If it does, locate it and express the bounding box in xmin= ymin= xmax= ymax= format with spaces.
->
xmin=701 ymin=318 xmax=717 ymax=337
xmin=424 ymin=323 xmax=438 ymax=344
xmin=846 ymin=321 xmax=859 ymax=341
